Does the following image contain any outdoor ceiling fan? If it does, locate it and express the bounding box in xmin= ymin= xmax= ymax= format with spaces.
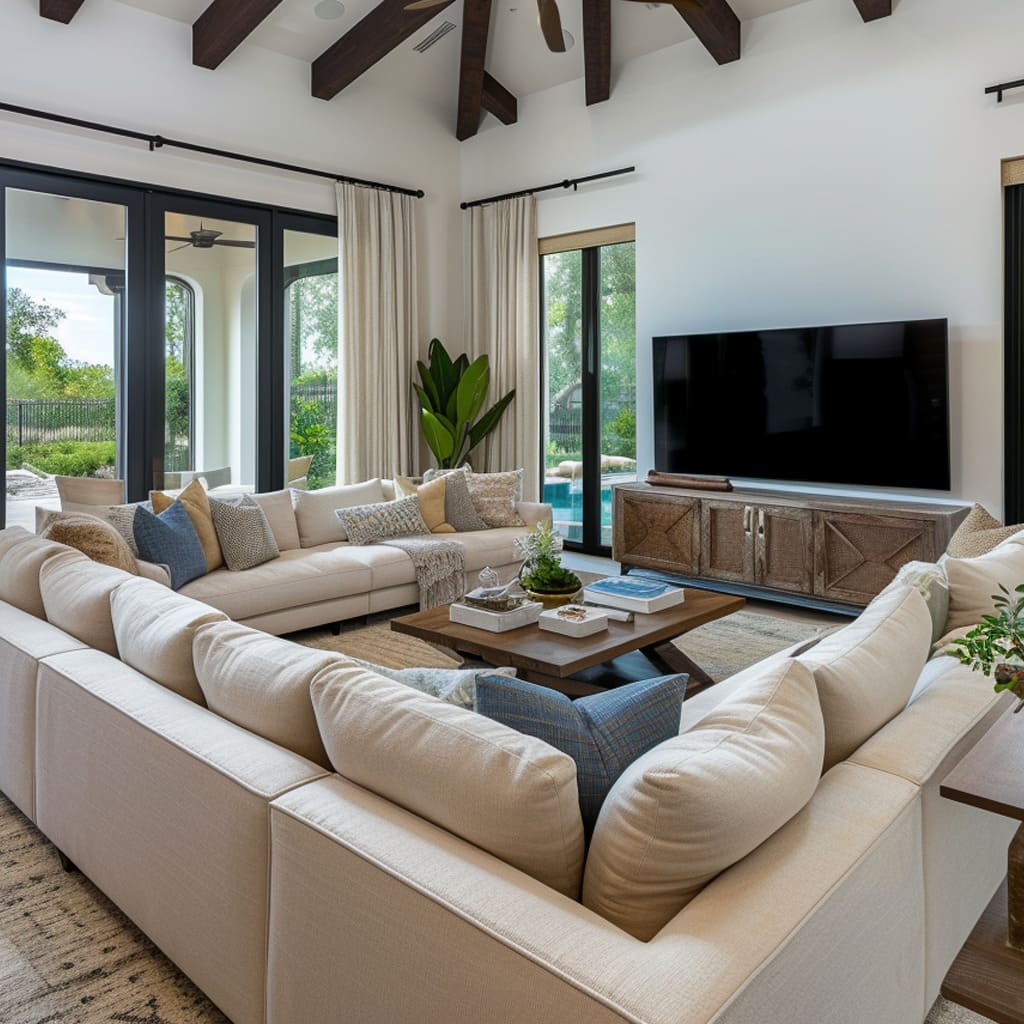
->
xmin=164 ymin=225 xmax=256 ymax=254
xmin=403 ymin=0 xmax=704 ymax=54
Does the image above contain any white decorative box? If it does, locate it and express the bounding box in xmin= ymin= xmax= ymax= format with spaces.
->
xmin=538 ymin=605 xmax=609 ymax=638
xmin=449 ymin=600 xmax=543 ymax=633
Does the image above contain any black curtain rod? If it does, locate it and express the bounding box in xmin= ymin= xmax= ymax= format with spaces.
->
xmin=460 ymin=166 xmax=635 ymax=210
xmin=986 ymin=78 xmax=1024 ymax=103
xmin=0 ymin=101 xmax=425 ymax=199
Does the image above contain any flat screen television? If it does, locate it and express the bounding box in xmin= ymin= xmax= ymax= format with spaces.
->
xmin=653 ymin=319 xmax=951 ymax=491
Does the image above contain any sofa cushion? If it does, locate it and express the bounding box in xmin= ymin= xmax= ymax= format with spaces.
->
xmin=111 ymin=578 xmax=228 ymax=704
xmin=210 ymin=496 xmax=280 ymax=571
xmin=309 ymin=661 xmax=585 ymax=899
xmin=193 ymin=620 xmax=339 ymax=766
xmin=251 ymin=490 xmax=301 ymax=551
xmin=582 ymin=659 xmax=824 ymax=940
xmin=40 ymin=511 xmax=138 ymax=574
xmin=448 ymin=527 xmax=531 ymax=573
xmin=944 ymin=533 xmax=1024 ymax=632
xmin=151 ymin=479 xmax=223 ymax=573
xmin=947 ymin=504 xmax=1024 ymax=559
xmin=295 ymin=480 xmax=385 ymax=547
xmin=335 ymin=496 xmax=429 ymax=545
xmin=0 ymin=526 xmax=75 ymax=619
xmin=797 ymin=584 xmax=931 ymax=771
xmin=475 ymin=673 xmax=688 ymax=835
xmin=134 ymin=501 xmax=208 ymax=590
xmin=39 ymin=549 xmax=133 ymax=656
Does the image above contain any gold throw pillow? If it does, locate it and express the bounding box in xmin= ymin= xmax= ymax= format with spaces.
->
xmin=151 ymin=479 xmax=224 ymax=572
xmin=393 ymin=475 xmax=455 ymax=533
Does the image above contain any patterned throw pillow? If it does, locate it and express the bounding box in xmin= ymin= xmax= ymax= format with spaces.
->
xmin=105 ymin=504 xmax=144 ymax=556
xmin=40 ymin=511 xmax=139 ymax=575
xmin=209 ymin=496 xmax=280 ymax=571
xmin=348 ymin=658 xmax=516 ymax=708
xmin=335 ymin=495 xmax=429 ymax=545
xmin=133 ymin=500 xmax=207 ymax=590
xmin=946 ymin=504 xmax=1024 ymax=558
xmin=475 ymin=673 xmax=689 ymax=835
xmin=465 ymin=469 xmax=525 ymax=528
xmin=429 ymin=468 xmax=488 ymax=532
xmin=151 ymin=479 xmax=223 ymax=572
xmin=393 ymin=475 xmax=455 ymax=533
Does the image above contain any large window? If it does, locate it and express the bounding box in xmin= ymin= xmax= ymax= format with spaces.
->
xmin=541 ymin=226 xmax=636 ymax=551
xmin=164 ymin=277 xmax=194 ymax=474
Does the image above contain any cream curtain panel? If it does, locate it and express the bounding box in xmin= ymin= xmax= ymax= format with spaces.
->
xmin=336 ymin=182 xmax=418 ymax=484
xmin=465 ymin=196 xmax=540 ymax=501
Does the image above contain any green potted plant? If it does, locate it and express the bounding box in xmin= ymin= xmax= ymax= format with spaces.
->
xmin=950 ymin=583 xmax=1024 ymax=711
xmin=516 ymin=522 xmax=583 ymax=609
xmin=413 ymin=338 xmax=516 ymax=469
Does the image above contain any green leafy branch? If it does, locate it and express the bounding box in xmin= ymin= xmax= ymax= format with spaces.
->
xmin=950 ymin=583 xmax=1024 ymax=700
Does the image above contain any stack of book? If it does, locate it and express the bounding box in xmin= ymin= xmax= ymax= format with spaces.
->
xmin=582 ymin=576 xmax=685 ymax=616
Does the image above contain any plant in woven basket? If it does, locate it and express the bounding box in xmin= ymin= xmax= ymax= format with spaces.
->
xmin=516 ymin=523 xmax=581 ymax=596
xmin=950 ymin=583 xmax=1024 ymax=710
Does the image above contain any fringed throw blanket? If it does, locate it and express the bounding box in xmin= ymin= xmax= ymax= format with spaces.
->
xmin=382 ymin=536 xmax=466 ymax=609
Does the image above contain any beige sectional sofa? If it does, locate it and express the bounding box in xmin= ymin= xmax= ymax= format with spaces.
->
xmin=0 ymin=524 xmax=1017 ymax=1024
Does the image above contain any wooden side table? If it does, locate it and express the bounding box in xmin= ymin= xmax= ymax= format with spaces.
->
xmin=940 ymin=703 xmax=1024 ymax=1024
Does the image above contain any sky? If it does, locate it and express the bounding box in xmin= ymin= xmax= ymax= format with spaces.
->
xmin=7 ymin=265 xmax=116 ymax=367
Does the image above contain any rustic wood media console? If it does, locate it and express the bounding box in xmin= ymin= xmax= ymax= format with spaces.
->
xmin=612 ymin=482 xmax=971 ymax=611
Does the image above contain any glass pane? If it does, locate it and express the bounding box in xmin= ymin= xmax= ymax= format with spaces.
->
xmin=284 ymin=230 xmax=338 ymax=491
xmin=541 ymin=249 xmax=583 ymax=544
xmin=162 ymin=212 xmax=257 ymax=493
xmin=4 ymin=189 xmax=126 ymax=529
xmin=599 ymin=242 xmax=637 ymax=548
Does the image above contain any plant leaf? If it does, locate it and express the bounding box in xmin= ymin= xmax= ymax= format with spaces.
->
xmin=468 ymin=388 xmax=515 ymax=451
xmin=428 ymin=338 xmax=459 ymax=403
xmin=417 ymin=362 xmax=440 ymax=411
xmin=456 ymin=355 xmax=490 ymax=425
xmin=421 ymin=409 xmax=455 ymax=461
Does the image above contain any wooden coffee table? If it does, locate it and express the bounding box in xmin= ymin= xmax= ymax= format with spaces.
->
xmin=390 ymin=587 xmax=745 ymax=697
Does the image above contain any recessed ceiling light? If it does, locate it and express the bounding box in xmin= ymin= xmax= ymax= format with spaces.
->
xmin=562 ymin=29 xmax=575 ymax=50
xmin=314 ymin=0 xmax=345 ymax=19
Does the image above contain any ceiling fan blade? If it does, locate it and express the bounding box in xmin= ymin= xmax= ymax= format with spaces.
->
xmin=167 ymin=243 xmax=192 ymax=254
xmin=537 ymin=0 xmax=566 ymax=52
xmin=213 ymin=239 xmax=257 ymax=248
xmin=403 ymin=0 xmax=448 ymax=9
xmin=164 ymin=236 xmax=195 ymax=243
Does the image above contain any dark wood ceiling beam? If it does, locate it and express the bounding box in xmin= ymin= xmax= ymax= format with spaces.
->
xmin=39 ymin=0 xmax=85 ymax=23
xmin=852 ymin=0 xmax=892 ymax=21
xmin=674 ymin=0 xmax=740 ymax=65
xmin=456 ymin=0 xmax=495 ymax=141
xmin=193 ymin=0 xmax=287 ymax=70
xmin=582 ymin=0 xmax=611 ymax=105
xmin=481 ymin=72 xmax=517 ymax=126
xmin=312 ymin=0 xmax=456 ymax=101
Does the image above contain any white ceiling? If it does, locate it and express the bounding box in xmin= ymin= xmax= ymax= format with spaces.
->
xmin=113 ymin=0 xmax=813 ymax=111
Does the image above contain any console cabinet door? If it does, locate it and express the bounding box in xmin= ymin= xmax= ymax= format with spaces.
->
xmin=613 ymin=489 xmax=701 ymax=573
xmin=754 ymin=504 xmax=815 ymax=594
xmin=700 ymin=499 xmax=755 ymax=584
xmin=814 ymin=511 xmax=938 ymax=605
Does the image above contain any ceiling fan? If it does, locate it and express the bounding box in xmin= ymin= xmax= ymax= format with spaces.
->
xmin=165 ymin=225 xmax=256 ymax=254
xmin=403 ymin=0 xmax=703 ymax=54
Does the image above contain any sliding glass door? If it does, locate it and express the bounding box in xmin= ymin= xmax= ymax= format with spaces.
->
xmin=541 ymin=229 xmax=636 ymax=552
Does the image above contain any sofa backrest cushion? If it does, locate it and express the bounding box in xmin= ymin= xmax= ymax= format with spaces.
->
xmin=111 ymin=578 xmax=228 ymax=704
xmin=193 ymin=620 xmax=339 ymax=766
xmin=39 ymin=511 xmax=139 ymax=575
xmin=251 ymin=490 xmax=301 ymax=551
xmin=889 ymin=560 xmax=950 ymax=645
xmin=582 ymin=658 xmax=824 ymax=940
xmin=944 ymin=533 xmax=1024 ymax=633
xmin=310 ymin=662 xmax=585 ymax=899
xmin=797 ymin=584 xmax=931 ymax=771
xmin=39 ymin=549 xmax=133 ymax=656
xmin=0 ymin=526 xmax=76 ymax=619
xmin=294 ymin=480 xmax=385 ymax=547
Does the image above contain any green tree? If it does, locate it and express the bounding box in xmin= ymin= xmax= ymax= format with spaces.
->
xmin=165 ymin=281 xmax=192 ymax=471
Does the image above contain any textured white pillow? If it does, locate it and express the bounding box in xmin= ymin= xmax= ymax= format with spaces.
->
xmin=310 ymin=661 xmax=585 ymax=899
xmin=111 ymin=578 xmax=227 ymax=703
xmin=797 ymin=584 xmax=931 ymax=771
xmin=944 ymin=534 xmax=1024 ymax=633
xmin=193 ymin=620 xmax=340 ymax=766
xmin=293 ymin=480 xmax=385 ymax=547
xmin=582 ymin=659 xmax=824 ymax=940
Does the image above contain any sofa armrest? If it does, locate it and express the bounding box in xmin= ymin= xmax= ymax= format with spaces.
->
xmin=267 ymin=765 xmax=924 ymax=1024
xmin=516 ymin=501 xmax=552 ymax=529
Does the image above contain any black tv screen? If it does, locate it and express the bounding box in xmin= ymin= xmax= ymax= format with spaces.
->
xmin=653 ymin=319 xmax=951 ymax=491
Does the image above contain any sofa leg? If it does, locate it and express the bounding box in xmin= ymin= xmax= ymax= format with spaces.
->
xmin=57 ymin=850 xmax=78 ymax=874
xmin=330 ymin=621 xmax=342 ymax=636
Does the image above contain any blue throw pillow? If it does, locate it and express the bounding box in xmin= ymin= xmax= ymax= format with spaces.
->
xmin=133 ymin=500 xmax=207 ymax=590
xmin=474 ymin=673 xmax=689 ymax=835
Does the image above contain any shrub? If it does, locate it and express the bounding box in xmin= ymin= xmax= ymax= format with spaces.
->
xmin=7 ymin=441 xmax=117 ymax=478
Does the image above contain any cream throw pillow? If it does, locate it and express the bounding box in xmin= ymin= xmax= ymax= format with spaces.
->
xmin=111 ymin=578 xmax=227 ymax=704
xmin=193 ymin=620 xmax=340 ymax=767
xmin=39 ymin=549 xmax=133 ymax=656
xmin=0 ymin=527 xmax=72 ymax=619
xmin=944 ymin=534 xmax=1024 ymax=633
xmin=310 ymin=661 xmax=585 ymax=899
xmin=797 ymin=584 xmax=931 ymax=771
xmin=393 ymin=475 xmax=455 ymax=533
xmin=946 ymin=504 xmax=1024 ymax=559
xmin=582 ymin=659 xmax=824 ymax=940
xmin=151 ymin=479 xmax=223 ymax=572
xmin=251 ymin=489 xmax=301 ymax=551
xmin=294 ymin=479 xmax=385 ymax=547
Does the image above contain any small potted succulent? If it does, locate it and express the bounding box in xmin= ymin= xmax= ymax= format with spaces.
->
xmin=951 ymin=583 xmax=1024 ymax=711
xmin=516 ymin=522 xmax=583 ymax=609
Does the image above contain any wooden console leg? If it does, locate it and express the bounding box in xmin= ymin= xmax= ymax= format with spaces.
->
xmin=57 ymin=850 xmax=77 ymax=874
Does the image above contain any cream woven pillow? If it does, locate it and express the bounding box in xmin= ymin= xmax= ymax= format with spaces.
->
xmin=946 ymin=504 xmax=1024 ymax=559
xmin=465 ymin=469 xmax=525 ymax=528
xmin=310 ymin=661 xmax=585 ymax=899
xmin=797 ymin=584 xmax=931 ymax=771
xmin=582 ymin=659 xmax=824 ymax=940
xmin=944 ymin=533 xmax=1024 ymax=633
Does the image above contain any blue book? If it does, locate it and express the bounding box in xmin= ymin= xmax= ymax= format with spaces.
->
xmin=582 ymin=576 xmax=685 ymax=613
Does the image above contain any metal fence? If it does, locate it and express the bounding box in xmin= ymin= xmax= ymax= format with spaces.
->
xmin=7 ymin=398 xmax=116 ymax=447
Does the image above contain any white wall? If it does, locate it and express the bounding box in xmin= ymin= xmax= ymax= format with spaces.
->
xmin=459 ymin=0 xmax=1024 ymax=516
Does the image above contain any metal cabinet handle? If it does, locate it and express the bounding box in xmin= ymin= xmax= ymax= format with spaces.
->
xmin=757 ymin=508 xmax=766 ymax=537
xmin=743 ymin=505 xmax=753 ymax=535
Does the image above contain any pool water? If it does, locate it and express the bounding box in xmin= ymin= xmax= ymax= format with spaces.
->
xmin=543 ymin=478 xmax=618 ymax=546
